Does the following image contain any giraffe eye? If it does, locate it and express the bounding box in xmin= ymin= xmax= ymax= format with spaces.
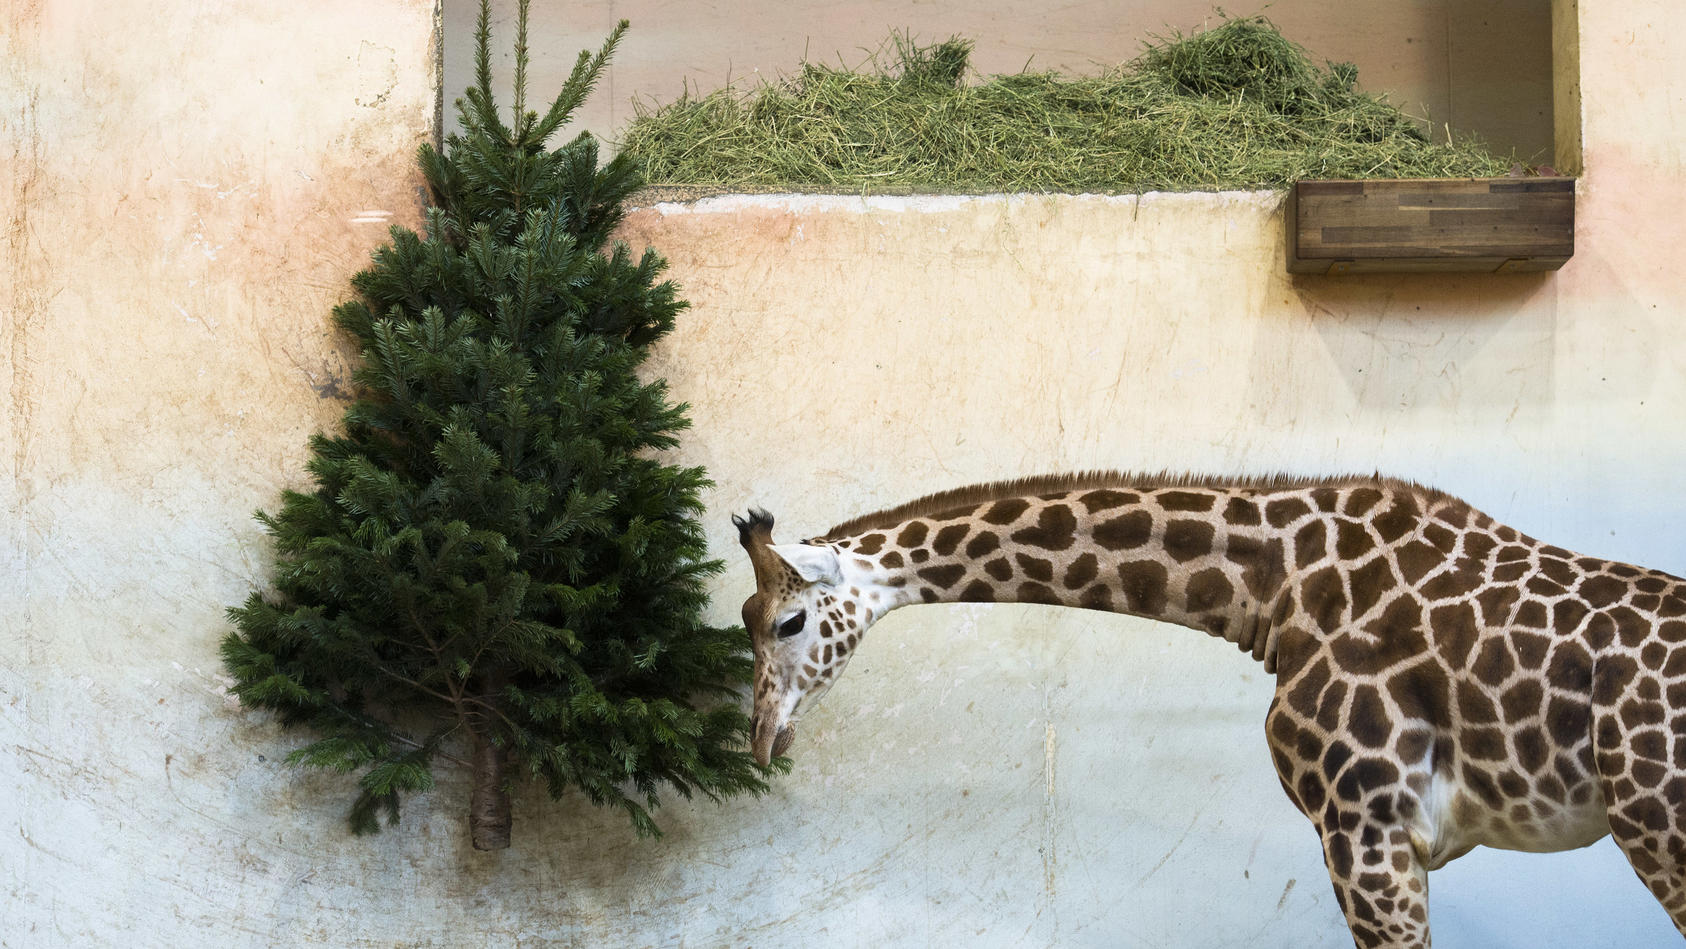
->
xmin=777 ymin=613 xmax=806 ymax=639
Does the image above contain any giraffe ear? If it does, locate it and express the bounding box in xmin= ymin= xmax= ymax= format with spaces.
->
xmin=768 ymin=543 xmax=842 ymax=586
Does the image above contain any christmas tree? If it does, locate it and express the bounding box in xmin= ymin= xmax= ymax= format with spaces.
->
xmin=221 ymin=1 xmax=776 ymax=850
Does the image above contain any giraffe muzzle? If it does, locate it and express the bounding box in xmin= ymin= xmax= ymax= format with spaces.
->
xmin=751 ymin=715 xmax=796 ymax=766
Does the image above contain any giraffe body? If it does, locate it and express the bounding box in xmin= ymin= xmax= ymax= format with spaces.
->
xmin=734 ymin=473 xmax=1686 ymax=947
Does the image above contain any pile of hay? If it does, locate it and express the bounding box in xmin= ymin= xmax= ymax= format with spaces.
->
xmin=619 ymin=17 xmax=1513 ymax=193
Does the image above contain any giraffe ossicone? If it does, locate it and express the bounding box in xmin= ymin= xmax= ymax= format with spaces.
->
xmin=735 ymin=472 xmax=1686 ymax=948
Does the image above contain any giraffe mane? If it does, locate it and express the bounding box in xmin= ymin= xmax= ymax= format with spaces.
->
xmin=821 ymin=470 xmax=1452 ymax=539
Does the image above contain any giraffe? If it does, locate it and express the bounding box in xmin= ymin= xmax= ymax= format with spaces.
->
xmin=732 ymin=472 xmax=1686 ymax=948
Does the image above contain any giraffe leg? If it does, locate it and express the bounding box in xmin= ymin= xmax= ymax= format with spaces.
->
xmin=1315 ymin=822 xmax=1432 ymax=949
xmin=1266 ymin=677 xmax=1434 ymax=948
xmin=1590 ymin=674 xmax=1686 ymax=936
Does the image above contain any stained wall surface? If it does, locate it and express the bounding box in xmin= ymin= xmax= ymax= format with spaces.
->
xmin=7 ymin=1 xmax=1686 ymax=948
xmin=444 ymin=0 xmax=1557 ymax=164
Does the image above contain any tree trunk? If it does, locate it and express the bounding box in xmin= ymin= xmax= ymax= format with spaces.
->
xmin=469 ymin=679 xmax=512 ymax=851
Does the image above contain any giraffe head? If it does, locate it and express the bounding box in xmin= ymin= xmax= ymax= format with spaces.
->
xmin=733 ymin=508 xmax=884 ymax=766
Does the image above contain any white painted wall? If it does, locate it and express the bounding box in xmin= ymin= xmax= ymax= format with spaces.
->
xmin=7 ymin=0 xmax=1686 ymax=947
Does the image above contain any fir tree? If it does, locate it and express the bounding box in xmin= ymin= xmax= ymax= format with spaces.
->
xmin=221 ymin=1 xmax=778 ymax=850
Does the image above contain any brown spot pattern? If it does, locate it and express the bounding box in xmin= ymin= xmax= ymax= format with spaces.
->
xmin=933 ymin=523 xmax=971 ymax=556
xmin=918 ymin=564 xmax=966 ymax=589
xmin=1094 ymin=510 xmax=1153 ymax=551
xmin=855 ymin=533 xmax=886 ymax=555
xmin=1295 ymin=520 xmax=1329 ymax=569
xmin=1118 ymin=560 xmax=1169 ymax=613
xmin=1158 ymin=490 xmax=1216 ymax=512
xmin=756 ymin=478 xmax=1686 ymax=942
xmin=1266 ymin=497 xmax=1312 ymax=527
xmin=965 ymin=532 xmax=1000 ymax=558
xmin=1014 ymin=553 xmax=1055 ymax=583
xmin=1186 ymin=567 xmax=1234 ymax=613
xmin=1011 ymin=505 xmax=1078 ymax=551
xmin=1078 ymin=489 xmax=1136 ymax=513
xmin=1063 ymin=553 xmax=1099 ymax=591
xmin=1163 ymin=520 xmax=1214 ymax=562
xmin=982 ymin=499 xmax=1031 ymax=525
xmin=1224 ymin=497 xmax=1262 ymax=526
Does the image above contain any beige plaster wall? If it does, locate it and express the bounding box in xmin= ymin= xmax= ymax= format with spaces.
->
xmin=445 ymin=0 xmax=1557 ymax=162
xmin=7 ymin=0 xmax=1686 ymax=947
xmin=2 ymin=0 xmax=444 ymax=943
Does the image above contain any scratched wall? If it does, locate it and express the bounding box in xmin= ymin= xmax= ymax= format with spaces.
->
xmin=6 ymin=1 xmax=1686 ymax=948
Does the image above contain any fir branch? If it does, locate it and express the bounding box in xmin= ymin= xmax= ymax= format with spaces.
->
xmin=511 ymin=0 xmax=529 ymax=133
xmin=531 ymin=20 xmax=629 ymax=148
xmin=470 ymin=0 xmax=512 ymax=145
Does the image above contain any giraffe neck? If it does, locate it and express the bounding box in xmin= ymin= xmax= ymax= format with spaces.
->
xmin=826 ymin=479 xmax=1327 ymax=668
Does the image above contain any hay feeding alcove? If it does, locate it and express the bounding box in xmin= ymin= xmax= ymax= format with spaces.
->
xmin=620 ymin=17 xmax=1521 ymax=196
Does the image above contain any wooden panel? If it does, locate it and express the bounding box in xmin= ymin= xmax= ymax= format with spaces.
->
xmin=1287 ymin=177 xmax=1574 ymax=274
xmin=1448 ymin=0 xmax=1556 ymax=161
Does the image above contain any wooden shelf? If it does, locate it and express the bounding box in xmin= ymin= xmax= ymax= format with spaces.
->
xmin=1286 ymin=177 xmax=1574 ymax=275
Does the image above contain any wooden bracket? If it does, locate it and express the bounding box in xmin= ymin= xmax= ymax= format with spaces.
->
xmin=1287 ymin=178 xmax=1574 ymax=275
